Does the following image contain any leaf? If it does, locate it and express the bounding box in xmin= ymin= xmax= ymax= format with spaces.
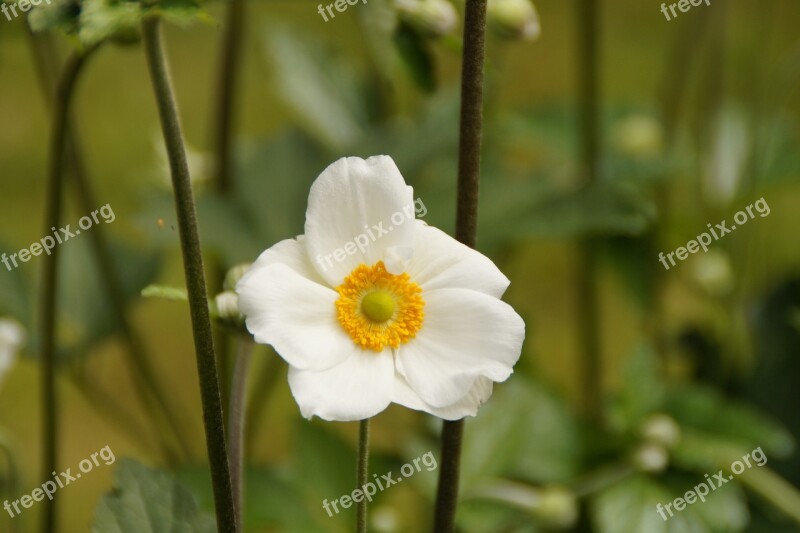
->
xmin=264 ymin=28 xmax=367 ymax=151
xmin=393 ymin=22 xmax=436 ymax=93
xmin=28 ymin=0 xmax=80 ymax=35
xmin=92 ymin=459 xmax=216 ymax=533
xmin=141 ymin=285 xmax=188 ymax=302
xmin=174 ymin=465 xmax=321 ymax=532
xmin=56 ymin=238 xmax=162 ymax=360
xmin=79 ymin=0 xmax=143 ymax=47
xmin=461 ymin=377 xmax=580 ymax=487
xmin=666 ymin=386 xmax=795 ymax=459
xmin=608 ymin=344 xmax=666 ymax=434
xmin=592 ymin=475 xmax=708 ymax=533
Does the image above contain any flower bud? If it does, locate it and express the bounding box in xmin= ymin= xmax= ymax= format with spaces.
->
xmin=214 ymin=291 xmax=245 ymax=328
xmin=641 ymin=413 xmax=681 ymax=449
xmin=487 ymin=0 xmax=540 ymax=41
xmin=632 ymin=443 xmax=669 ymax=473
xmin=224 ymin=263 xmax=253 ymax=291
xmin=691 ymin=250 xmax=734 ymax=297
xmin=0 ymin=319 xmax=25 ymax=389
xmin=394 ymin=0 xmax=458 ymax=38
xmin=533 ymin=485 xmax=578 ymax=528
xmin=612 ymin=114 xmax=664 ymax=159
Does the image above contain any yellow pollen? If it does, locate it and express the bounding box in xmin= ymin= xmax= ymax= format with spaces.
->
xmin=335 ymin=262 xmax=425 ymax=352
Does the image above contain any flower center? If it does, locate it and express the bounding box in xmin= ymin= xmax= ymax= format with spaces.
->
xmin=335 ymin=261 xmax=424 ymax=352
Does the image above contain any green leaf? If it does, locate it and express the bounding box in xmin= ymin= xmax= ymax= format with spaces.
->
xmin=461 ymin=377 xmax=581 ymax=487
xmin=92 ymin=459 xmax=216 ymax=533
xmin=28 ymin=0 xmax=80 ymax=35
xmin=666 ymin=386 xmax=795 ymax=459
xmin=608 ymin=344 xmax=666 ymax=434
xmin=79 ymin=0 xmax=142 ymax=47
xmin=592 ymin=475 xmax=708 ymax=533
xmin=393 ymin=22 xmax=436 ymax=93
xmin=264 ymin=28 xmax=367 ymax=151
xmin=141 ymin=284 xmax=188 ymax=302
xmin=150 ymin=0 xmax=210 ymax=27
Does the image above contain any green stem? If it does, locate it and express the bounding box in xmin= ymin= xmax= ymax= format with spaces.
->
xmin=141 ymin=17 xmax=237 ymax=533
xmin=244 ymin=352 xmax=281 ymax=453
xmin=228 ymin=339 xmax=253 ymax=531
xmin=434 ymin=2 xmax=488 ymax=531
xmin=0 ymin=430 xmax=20 ymax=533
xmin=576 ymin=0 xmax=602 ymax=422
xmin=26 ymin=27 xmax=191 ymax=464
xmin=212 ymin=0 xmax=244 ymax=197
xmin=39 ymin=47 xmax=96 ymax=533
xmin=211 ymin=0 xmax=245 ymax=426
xmin=356 ymin=418 xmax=370 ymax=533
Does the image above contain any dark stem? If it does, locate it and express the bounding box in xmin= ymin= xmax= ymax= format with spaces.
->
xmin=434 ymin=1 xmax=488 ymax=531
xmin=26 ymin=27 xmax=191 ymax=463
xmin=356 ymin=419 xmax=370 ymax=533
xmin=576 ymin=0 xmax=602 ymax=422
xmin=141 ymin=17 xmax=237 ymax=533
xmin=212 ymin=0 xmax=244 ymax=197
xmin=210 ymin=0 xmax=245 ymax=420
xmin=40 ymin=48 xmax=95 ymax=533
xmin=228 ymin=339 xmax=253 ymax=531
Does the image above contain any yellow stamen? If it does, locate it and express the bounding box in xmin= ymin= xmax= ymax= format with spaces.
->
xmin=335 ymin=262 xmax=425 ymax=352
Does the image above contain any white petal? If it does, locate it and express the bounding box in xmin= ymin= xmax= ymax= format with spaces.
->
xmin=236 ymin=262 xmax=356 ymax=371
xmin=406 ymin=221 xmax=510 ymax=297
xmin=248 ymin=236 xmax=327 ymax=286
xmin=288 ymin=350 xmax=395 ymax=421
xmin=392 ymin=373 xmax=494 ymax=420
xmin=396 ymin=288 xmax=525 ymax=407
xmin=304 ymin=156 xmax=416 ymax=286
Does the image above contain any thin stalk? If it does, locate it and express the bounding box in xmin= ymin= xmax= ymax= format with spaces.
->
xmin=228 ymin=339 xmax=253 ymax=531
xmin=212 ymin=0 xmax=244 ymax=197
xmin=434 ymin=1 xmax=488 ymax=531
xmin=211 ymin=0 xmax=246 ymax=424
xmin=244 ymin=351 xmax=282 ymax=453
xmin=357 ymin=419 xmax=370 ymax=533
xmin=576 ymin=0 xmax=602 ymax=422
xmin=26 ymin=27 xmax=192 ymax=463
xmin=141 ymin=17 xmax=237 ymax=533
xmin=0 ymin=430 xmax=20 ymax=533
xmin=40 ymin=47 xmax=96 ymax=533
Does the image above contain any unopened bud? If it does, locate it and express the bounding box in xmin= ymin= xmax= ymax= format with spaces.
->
xmin=641 ymin=414 xmax=681 ymax=449
xmin=215 ymin=291 xmax=244 ymax=327
xmin=225 ymin=263 xmax=253 ymax=291
xmin=487 ymin=0 xmax=540 ymax=41
xmin=612 ymin=114 xmax=664 ymax=159
xmin=533 ymin=485 xmax=578 ymax=528
xmin=395 ymin=0 xmax=458 ymax=38
xmin=632 ymin=443 xmax=669 ymax=473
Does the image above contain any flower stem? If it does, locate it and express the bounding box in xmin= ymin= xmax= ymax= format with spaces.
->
xmin=26 ymin=27 xmax=191 ymax=464
xmin=141 ymin=17 xmax=237 ymax=533
xmin=211 ymin=0 xmax=246 ymax=423
xmin=228 ymin=339 xmax=253 ymax=531
xmin=39 ymin=47 xmax=96 ymax=533
xmin=0 ymin=430 xmax=20 ymax=533
xmin=357 ymin=418 xmax=370 ymax=533
xmin=435 ymin=1 xmax=488 ymax=531
xmin=576 ymin=0 xmax=602 ymax=423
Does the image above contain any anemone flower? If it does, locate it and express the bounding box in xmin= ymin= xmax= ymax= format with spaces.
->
xmin=236 ymin=156 xmax=525 ymax=421
xmin=0 ymin=319 xmax=25 ymax=390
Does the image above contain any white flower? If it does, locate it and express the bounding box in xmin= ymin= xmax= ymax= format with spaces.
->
xmin=0 ymin=319 xmax=25 ymax=390
xmin=237 ymin=156 xmax=525 ymax=422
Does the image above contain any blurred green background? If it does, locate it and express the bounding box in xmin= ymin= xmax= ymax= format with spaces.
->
xmin=1 ymin=0 xmax=800 ymax=531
